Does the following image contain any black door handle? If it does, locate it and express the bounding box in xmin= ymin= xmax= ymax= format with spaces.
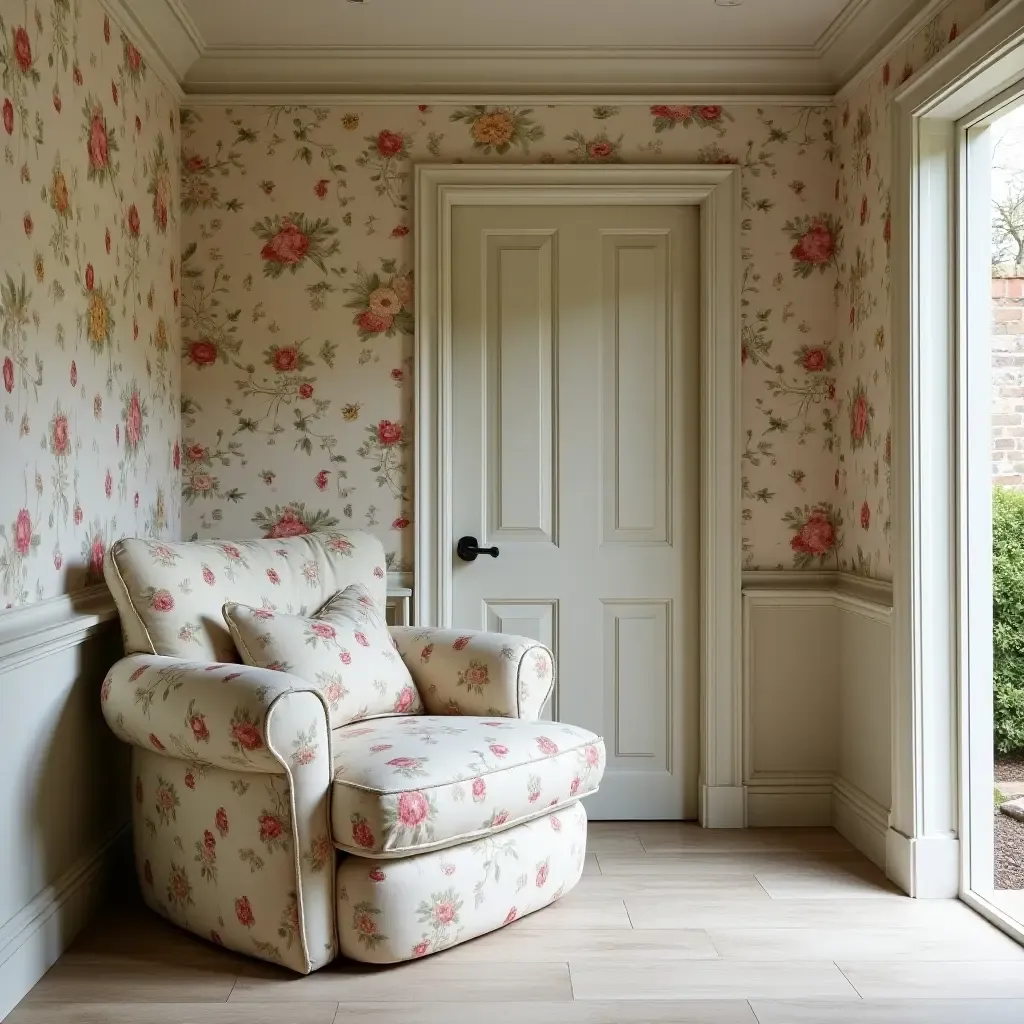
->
xmin=456 ymin=536 xmax=500 ymax=562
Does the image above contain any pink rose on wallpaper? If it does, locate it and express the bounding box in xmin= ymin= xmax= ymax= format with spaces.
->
xmin=265 ymin=507 xmax=310 ymax=538
xmin=801 ymin=347 xmax=828 ymax=372
xmin=3 ymin=357 xmax=14 ymax=393
xmin=376 ymin=420 xmax=403 ymax=446
xmin=588 ymin=140 xmax=614 ymax=159
xmin=271 ymin=346 xmax=299 ymax=372
xmin=790 ymin=218 xmax=835 ymax=266
xmin=125 ymin=389 xmax=143 ymax=450
xmin=188 ymin=339 xmax=218 ymax=366
xmin=126 ymin=42 xmax=143 ymax=72
xmin=69 ymin=361 xmax=77 ymax=387
xmin=376 ymin=130 xmax=404 ymax=157
xmin=314 ymin=178 xmax=329 ymax=198
xmin=3 ymin=98 xmax=13 ymax=135
xmin=698 ymin=105 xmax=722 ymax=121
xmin=84 ymin=263 xmax=94 ymax=290
xmin=392 ymin=516 xmax=410 ymax=530
xmin=216 ymin=807 xmax=229 ymax=836
xmin=13 ymin=27 xmax=32 ymax=73
xmin=88 ymin=112 xmax=110 ymax=171
xmin=186 ymin=443 xmax=206 ymax=462
xmin=90 ymin=537 xmax=105 ymax=578
xmin=103 ymin=14 xmax=110 ymax=42
xmin=14 ymin=509 xmax=32 ymax=555
xmin=791 ymin=510 xmax=835 ymax=557
xmin=104 ymin=471 xmax=112 ymax=498
xmin=111 ymin=81 xmax=118 ymax=106
xmin=315 ymin=469 xmax=329 ymax=491
xmin=650 ymin=104 xmax=691 ymax=121
xmin=861 ymin=501 xmax=871 ymax=530
xmin=260 ymin=219 xmax=309 ymax=265
xmin=72 ymin=64 xmax=82 ymax=85
xmin=186 ymin=154 xmax=206 ymax=172
xmin=397 ymin=791 xmax=430 ymax=827
xmin=127 ymin=203 xmax=141 ymax=236
xmin=859 ymin=195 xmax=868 ymax=225
xmin=391 ymin=224 xmax=410 ymax=238
xmin=22 ymin=213 xmax=32 ymax=237
xmin=357 ymin=308 xmax=393 ymax=333
xmin=850 ymin=391 xmax=870 ymax=443
xmin=73 ymin=505 xmax=83 ymax=525
xmin=298 ymin=382 xmax=313 ymax=399
xmin=172 ymin=440 xmax=181 ymax=469
xmin=51 ymin=414 xmax=70 ymax=456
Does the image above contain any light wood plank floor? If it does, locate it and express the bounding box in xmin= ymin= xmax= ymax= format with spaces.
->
xmin=11 ymin=823 xmax=1024 ymax=1023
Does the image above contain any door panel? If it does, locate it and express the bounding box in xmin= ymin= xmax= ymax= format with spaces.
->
xmin=451 ymin=204 xmax=699 ymax=819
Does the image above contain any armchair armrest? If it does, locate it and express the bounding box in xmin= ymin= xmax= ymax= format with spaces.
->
xmin=390 ymin=628 xmax=554 ymax=720
xmin=100 ymin=655 xmax=331 ymax=774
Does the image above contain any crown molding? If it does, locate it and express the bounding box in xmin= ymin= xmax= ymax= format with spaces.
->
xmin=181 ymin=93 xmax=835 ymax=107
xmin=181 ymin=46 xmax=832 ymax=96
xmin=114 ymin=0 xmax=938 ymax=100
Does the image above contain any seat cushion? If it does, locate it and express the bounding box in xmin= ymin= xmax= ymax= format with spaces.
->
xmin=223 ymin=584 xmax=422 ymax=730
xmin=330 ymin=716 xmax=605 ymax=857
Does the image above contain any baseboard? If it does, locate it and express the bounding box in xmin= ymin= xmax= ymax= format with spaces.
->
xmin=0 ymin=827 xmax=126 ymax=1018
xmin=700 ymin=784 xmax=747 ymax=828
xmin=885 ymin=827 xmax=960 ymax=898
xmin=746 ymin=777 xmax=833 ymax=827
xmin=832 ymin=776 xmax=888 ymax=869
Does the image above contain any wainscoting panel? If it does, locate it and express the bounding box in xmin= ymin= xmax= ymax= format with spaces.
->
xmin=0 ymin=587 xmax=126 ymax=1020
xmin=742 ymin=573 xmax=892 ymax=865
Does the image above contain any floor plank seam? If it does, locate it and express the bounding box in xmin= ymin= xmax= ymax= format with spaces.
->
xmin=834 ymin=960 xmax=865 ymax=999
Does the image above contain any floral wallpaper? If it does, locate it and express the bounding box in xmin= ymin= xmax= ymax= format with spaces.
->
xmin=834 ymin=0 xmax=1002 ymax=579
xmin=171 ymin=0 xmax=1009 ymax=583
xmin=0 ymin=0 xmax=180 ymax=606
xmin=181 ymin=101 xmax=841 ymax=572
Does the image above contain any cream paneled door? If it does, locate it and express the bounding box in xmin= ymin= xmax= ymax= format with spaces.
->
xmin=451 ymin=205 xmax=699 ymax=819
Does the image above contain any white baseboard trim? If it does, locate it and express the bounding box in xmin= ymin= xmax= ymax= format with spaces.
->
xmin=832 ymin=776 xmax=888 ymax=869
xmin=885 ymin=828 xmax=960 ymax=898
xmin=746 ymin=776 xmax=833 ymax=827
xmin=0 ymin=828 xmax=125 ymax=1018
xmin=700 ymin=784 xmax=747 ymax=828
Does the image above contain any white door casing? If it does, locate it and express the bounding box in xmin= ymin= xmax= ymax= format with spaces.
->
xmin=414 ymin=165 xmax=743 ymax=828
xmin=449 ymin=204 xmax=699 ymax=819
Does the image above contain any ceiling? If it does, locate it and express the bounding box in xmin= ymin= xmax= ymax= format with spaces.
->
xmin=113 ymin=0 xmax=939 ymax=96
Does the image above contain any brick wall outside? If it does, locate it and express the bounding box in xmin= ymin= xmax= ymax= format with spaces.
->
xmin=992 ymin=275 xmax=1024 ymax=489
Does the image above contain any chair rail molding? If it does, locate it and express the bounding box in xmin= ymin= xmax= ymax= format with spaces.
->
xmin=414 ymin=164 xmax=743 ymax=828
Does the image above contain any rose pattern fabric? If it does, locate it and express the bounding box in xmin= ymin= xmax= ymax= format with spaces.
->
xmin=103 ymin=657 xmax=336 ymax=973
xmin=0 ymin=0 xmax=179 ymax=606
xmin=390 ymin=627 xmax=554 ymax=720
xmin=104 ymin=531 xmax=388 ymax=661
xmin=331 ymin=716 xmax=604 ymax=856
xmin=336 ymin=801 xmax=588 ymax=963
xmin=224 ymin=582 xmax=422 ymax=729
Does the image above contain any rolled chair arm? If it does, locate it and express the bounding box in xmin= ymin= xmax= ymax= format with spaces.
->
xmin=389 ymin=627 xmax=554 ymax=720
xmin=100 ymin=655 xmax=331 ymax=774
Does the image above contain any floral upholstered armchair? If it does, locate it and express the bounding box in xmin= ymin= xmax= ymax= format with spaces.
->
xmin=100 ymin=531 xmax=605 ymax=973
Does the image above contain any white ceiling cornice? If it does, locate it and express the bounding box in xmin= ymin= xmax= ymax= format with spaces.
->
xmin=118 ymin=0 xmax=942 ymax=100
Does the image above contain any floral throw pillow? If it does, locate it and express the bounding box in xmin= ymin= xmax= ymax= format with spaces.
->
xmin=222 ymin=583 xmax=422 ymax=730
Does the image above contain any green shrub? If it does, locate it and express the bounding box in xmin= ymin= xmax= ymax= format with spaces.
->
xmin=993 ymin=487 xmax=1024 ymax=754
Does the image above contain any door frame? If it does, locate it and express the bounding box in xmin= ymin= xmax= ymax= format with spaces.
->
xmin=890 ymin=0 xmax=1024 ymax=913
xmin=413 ymin=164 xmax=743 ymax=827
